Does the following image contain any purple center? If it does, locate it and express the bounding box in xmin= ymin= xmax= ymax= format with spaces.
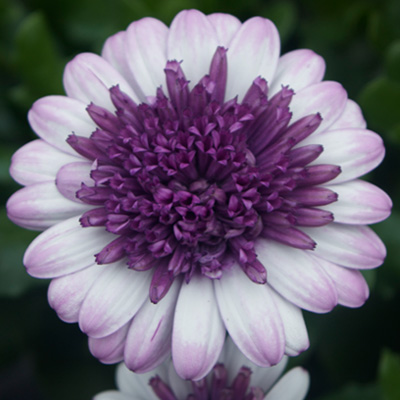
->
xmin=150 ymin=363 xmax=264 ymax=400
xmin=67 ymin=47 xmax=340 ymax=303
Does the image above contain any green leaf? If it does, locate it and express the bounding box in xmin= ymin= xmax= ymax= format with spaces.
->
xmin=385 ymin=40 xmax=400 ymax=83
xmin=316 ymin=383 xmax=381 ymax=400
xmin=379 ymin=349 xmax=400 ymax=400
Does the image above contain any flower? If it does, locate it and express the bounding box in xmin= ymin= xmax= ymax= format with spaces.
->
xmin=7 ymin=9 xmax=391 ymax=380
xmin=94 ymin=338 xmax=309 ymax=400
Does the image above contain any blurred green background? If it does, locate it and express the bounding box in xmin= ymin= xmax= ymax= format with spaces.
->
xmin=1 ymin=0 xmax=400 ymax=398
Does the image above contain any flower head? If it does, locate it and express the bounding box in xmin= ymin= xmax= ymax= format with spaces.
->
xmin=7 ymin=10 xmax=391 ymax=380
xmin=94 ymin=339 xmax=309 ymax=400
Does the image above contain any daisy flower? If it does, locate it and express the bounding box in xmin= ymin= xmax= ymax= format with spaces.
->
xmin=7 ymin=9 xmax=391 ymax=380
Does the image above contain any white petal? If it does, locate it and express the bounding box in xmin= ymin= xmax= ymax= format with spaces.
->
xmin=167 ymin=10 xmax=219 ymax=87
xmin=270 ymin=49 xmax=325 ymax=95
xmin=48 ymin=263 xmax=103 ymax=322
xmin=322 ymin=180 xmax=392 ymax=224
xmin=226 ymin=17 xmax=280 ymax=100
xmin=214 ymin=265 xmax=285 ymax=367
xmin=7 ymin=181 xmax=90 ymax=230
xmin=79 ymin=261 xmax=152 ymax=338
xmin=304 ymin=223 xmax=386 ymax=269
xmin=63 ymin=53 xmax=137 ymax=110
xmin=328 ymin=99 xmax=367 ymax=130
xmin=93 ymin=391 xmax=132 ymax=400
xmin=290 ymin=81 xmax=347 ymax=134
xmin=207 ymin=13 xmax=242 ymax=46
xmin=28 ymin=96 xmax=95 ymax=155
xmin=307 ymin=128 xmax=385 ymax=183
xmin=10 ymin=139 xmax=79 ymax=186
xmin=166 ymin=360 xmax=192 ymax=398
xmin=264 ymin=367 xmax=310 ymax=400
xmin=256 ymin=240 xmax=338 ymax=313
xmin=172 ymin=274 xmax=225 ymax=380
xmin=24 ymin=216 xmax=113 ymax=278
xmin=124 ymin=279 xmax=181 ymax=373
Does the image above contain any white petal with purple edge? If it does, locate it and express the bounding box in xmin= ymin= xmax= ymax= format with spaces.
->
xmin=10 ymin=139 xmax=79 ymax=186
xmin=24 ymin=216 xmax=113 ymax=278
xmin=124 ymin=18 xmax=168 ymax=100
xmin=167 ymin=361 xmax=192 ymax=398
xmin=63 ymin=53 xmax=137 ymax=110
xmin=307 ymin=128 xmax=385 ymax=183
xmin=322 ymin=180 xmax=392 ymax=224
xmin=167 ymin=10 xmax=219 ymax=87
xmin=289 ymin=81 xmax=347 ymax=134
xmin=89 ymin=322 xmax=130 ymax=364
xmin=28 ymin=96 xmax=95 ymax=155
xmin=172 ymin=274 xmax=225 ymax=380
xmin=328 ymin=99 xmax=367 ymax=130
xmin=94 ymin=392 xmax=131 ymax=400
xmin=124 ymin=279 xmax=181 ymax=373
xmin=270 ymin=49 xmax=325 ymax=95
xmin=56 ymin=161 xmax=93 ymax=202
xmin=207 ymin=13 xmax=242 ymax=46
xmin=264 ymin=367 xmax=309 ymax=400
xmin=214 ymin=264 xmax=285 ymax=367
xmin=79 ymin=261 xmax=152 ymax=338
xmin=7 ymin=181 xmax=90 ymax=231
xmin=225 ymin=17 xmax=280 ymax=100
xmin=304 ymin=223 xmax=386 ymax=269
xmin=269 ymin=291 xmax=309 ymax=356
xmin=256 ymin=240 xmax=338 ymax=313
xmin=315 ymin=256 xmax=369 ymax=308
xmin=48 ymin=263 xmax=104 ymax=322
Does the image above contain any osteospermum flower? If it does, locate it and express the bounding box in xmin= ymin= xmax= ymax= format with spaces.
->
xmin=94 ymin=339 xmax=309 ymax=400
xmin=7 ymin=9 xmax=391 ymax=380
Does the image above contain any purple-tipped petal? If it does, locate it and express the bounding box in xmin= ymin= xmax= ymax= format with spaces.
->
xmin=329 ymin=99 xmax=367 ymax=130
xmin=63 ymin=53 xmax=136 ymax=110
xmin=256 ymin=239 xmax=338 ymax=313
xmin=24 ymin=216 xmax=113 ymax=278
xmin=323 ymin=180 xmax=392 ymax=224
xmin=172 ymin=274 xmax=225 ymax=380
xmin=79 ymin=261 xmax=152 ymax=338
xmin=207 ymin=13 xmax=242 ymax=46
xmin=28 ymin=96 xmax=95 ymax=155
xmin=270 ymin=49 xmax=326 ymax=95
xmin=214 ymin=264 xmax=285 ymax=367
xmin=290 ymin=81 xmax=347 ymax=134
xmin=124 ymin=279 xmax=181 ymax=373
xmin=10 ymin=139 xmax=79 ymax=186
xmin=305 ymin=223 xmax=386 ymax=269
xmin=226 ymin=17 xmax=280 ymax=100
xmin=7 ymin=182 xmax=90 ymax=230
xmin=167 ymin=10 xmax=219 ymax=87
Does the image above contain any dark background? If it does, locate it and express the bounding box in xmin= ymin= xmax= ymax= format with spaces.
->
xmin=1 ymin=0 xmax=400 ymax=398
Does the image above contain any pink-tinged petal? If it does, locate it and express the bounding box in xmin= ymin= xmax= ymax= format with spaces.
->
xmin=123 ymin=18 xmax=168 ymax=100
xmin=24 ymin=216 xmax=113 ymax=278
xmin=10 ymin=139 xmax=79 ymax=186
xmin=269 ymin=291 xmax=309 ymax=356
xmin=79 ymin=261 xmax=152 ymax=338
xmin=270 ymin=49 xmax=325 ymax=95
xmin=226 ymin=17 xmax=280 ymax=100
xmin=256 ymin=240 xmax=338 ymax=313
xmin=48 ymin=264 xmax=102 ymax=323
xmin=304 ymin=223 xmax=386 ymax=269
xmin=322 ymin=180 xmax=392 ymax=224
xmin=89 ymin=322 xmax=130 ymax=364
xmin=28 ymin=96 xmax=95 ymax=155
xmin=56 ymin=161 xmax=93 ymax=202
xmin=290 ymin=81 xmax=347 ymax=134
xmin=264 ymin=367 xmax=310 ymax=400
xmin=307 ymin=128 xmax=385 ymax=183
xmin=167 ymin=10 xmax=219 ymax=87
xmin=214 ymin=264 xmax=285 ymax=367
xmin=315 ymin=256 xmax=369 ymax=308
xmin=172 ymin=274 xmax=225 ymax=380
xmin=63 ymin=53 xmax=137 ymax=110
xmin=124 ymin=279 xmax=181 ymax=373
xmin=93 ymin=391 xmax=131 ymax=400
xmin=7 ymin=182 xmax=90 ymax=231
xmin=328 ymin=99 xmax=367 ymax=130
xmin=166 ymin=356 xmax=192 ymax=398
xmin=207 ymin=13 xmax=242 ymax=46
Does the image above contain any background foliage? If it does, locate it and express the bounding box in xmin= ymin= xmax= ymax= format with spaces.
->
xmin=1 ymin=0 xmax=400 ymax=398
